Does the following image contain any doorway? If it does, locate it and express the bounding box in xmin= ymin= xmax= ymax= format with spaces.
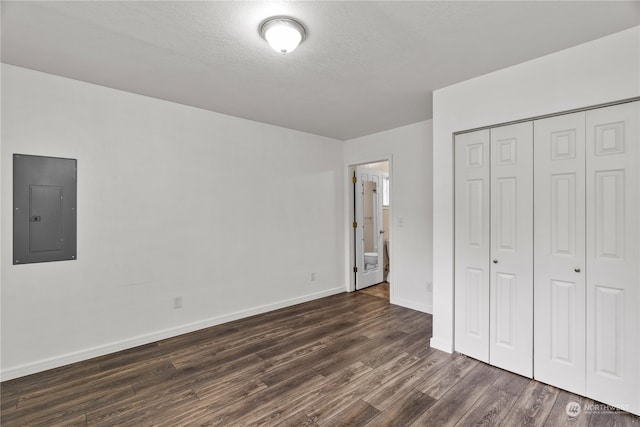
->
xmin=352 ymin=161 xmax=390 ymax=294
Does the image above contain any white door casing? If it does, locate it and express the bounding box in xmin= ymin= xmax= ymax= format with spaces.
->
xmin=355 ymin=168 xmax=384 ymax=290
xmin=534 ymin=111 xmax=587 ymax=395
xmin=489 ymin=122 xmax=533 ymax=378
xmin=585 ymin=101 xmax=639 ymax=414
xmin=454 ymin=129 xmax=490 ymax=363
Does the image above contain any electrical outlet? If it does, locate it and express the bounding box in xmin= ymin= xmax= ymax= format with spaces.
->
xmin=173 ymin=296 xmax=182 ymax=309
xmin=426 ymin=282 xmax=433 ymax=292
xmin=310 ymin=272 xmax=316 ymax=282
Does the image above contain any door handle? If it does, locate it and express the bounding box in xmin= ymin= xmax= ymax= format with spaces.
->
xmin=574 ymin=268 xmax=581 ymax=273
xmin=493 ymin=259 xmax=498 ymax=264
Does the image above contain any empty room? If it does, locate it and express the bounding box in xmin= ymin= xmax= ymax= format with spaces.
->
xmin=1 ymin=1 xmax=639 ymax=425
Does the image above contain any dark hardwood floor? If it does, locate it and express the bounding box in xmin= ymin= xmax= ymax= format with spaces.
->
xmin=359 ymin=282 xmax=390 ymax=300
xmin=2 ymin=288 xmax=638 ymax=426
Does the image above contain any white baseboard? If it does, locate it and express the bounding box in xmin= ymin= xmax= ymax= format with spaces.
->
xmin=429 ymin=337 xmax=453 ymax=354
xmin=390 ymin=296 xmax=432 ymax=314
xmin=1 ymin=287 xmax=344 ymax=382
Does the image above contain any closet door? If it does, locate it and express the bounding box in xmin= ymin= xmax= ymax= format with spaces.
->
xmin=455 ymin=129 xmax=490 ymax=362
xmin=489 ymin=122 xmax=533 ymax=377
xmin=585 ymin=101 xmax=639 ymax=414
xmin=534 ymin=112 xmax=586 ymax=395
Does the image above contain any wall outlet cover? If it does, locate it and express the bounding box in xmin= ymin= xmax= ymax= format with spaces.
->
xmin=173 ymin=297 xmax=182 ymax=309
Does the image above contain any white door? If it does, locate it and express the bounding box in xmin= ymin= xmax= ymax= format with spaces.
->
xmin=534 ymin=112 xmax=587 ymax=395
xmin=454 ymin=129 xmax=490 ymax=363
xmin=355 ymin=168 xmax=384 ymax=290
xmin=489 ymin=122 xmax=533 ymax=377
xmin=585 ymin=101 xmax=639 ymax=413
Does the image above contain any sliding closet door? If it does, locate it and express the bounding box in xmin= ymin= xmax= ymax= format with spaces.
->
xmin=585 ymin=101 xmax=639 ymax=413
xmin=534 ymin=112 xmax=586 ymax=395
xmin=455 ymin=129 xmax=490 ymax=362
xmin=489 ymin=122 xmax=533 ymax=377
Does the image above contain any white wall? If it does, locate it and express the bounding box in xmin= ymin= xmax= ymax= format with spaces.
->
xmin=431 ymin=26 xmax=640 ymax=352
xmin=343 ymin=120 xmax=433 ymax=313
xmin=0 ymin=64 xmax=345 ymax=380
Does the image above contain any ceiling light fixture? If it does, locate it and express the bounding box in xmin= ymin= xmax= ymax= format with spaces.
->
xmin=259 ymin=16 xmax=307 ymax=55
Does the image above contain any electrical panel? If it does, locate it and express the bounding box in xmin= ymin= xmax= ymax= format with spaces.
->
xmin=13 ymin=154 xmax=77 ymax=264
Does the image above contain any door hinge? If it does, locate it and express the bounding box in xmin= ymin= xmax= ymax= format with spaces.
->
xmin=352 ymin=176 xmax=357 ymax=184
xmin=353 ymin=221 xmax=357 ymax=228
xmin=353 ymin=266 xmax=358 ymax=273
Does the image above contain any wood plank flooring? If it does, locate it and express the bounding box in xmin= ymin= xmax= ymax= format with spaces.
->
xmin=359 ymin=282 xmax=390 ymax=300
xmin=2 ymin=284 xmax=638 ymax=426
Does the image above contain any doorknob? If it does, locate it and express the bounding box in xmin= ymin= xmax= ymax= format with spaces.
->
xmin=493 ymin=259 xmax=498 ymax=264
xmin=574 ymin=267 xmax=581 ymax=273
xmin=379 ymin=230 xmax=384 ymax=235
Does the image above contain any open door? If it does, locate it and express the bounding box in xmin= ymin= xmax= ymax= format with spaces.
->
xmin=355 ymin=167 xmax=384 ymax=289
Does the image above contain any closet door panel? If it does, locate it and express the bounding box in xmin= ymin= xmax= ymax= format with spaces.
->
xmin=534 ymin=112 xmax=586 ymax=395
xmin=455 ymin=130 xmax=490 ymax=362
xmin=489 ymin=122 xmax=533 ymax=377
xmin=586 ymin=101 xmax=639 ymax=414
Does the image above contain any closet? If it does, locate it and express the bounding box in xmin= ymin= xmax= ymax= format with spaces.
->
xmin=454 ymin=121 xmax=533 ymax=377
xmin=454 ymin=100 xmax=639 ymax=415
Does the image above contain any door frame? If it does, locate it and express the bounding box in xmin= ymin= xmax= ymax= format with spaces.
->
xmin=344 ymin=155 xmax=393 ymax=293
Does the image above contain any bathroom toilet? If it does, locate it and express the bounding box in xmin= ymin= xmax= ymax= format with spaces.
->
xmin=364 ymin=252 xmax=378 ymax=268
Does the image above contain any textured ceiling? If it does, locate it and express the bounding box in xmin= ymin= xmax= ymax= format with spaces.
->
xmin=2 ymin=1 xmax=639 ymax=140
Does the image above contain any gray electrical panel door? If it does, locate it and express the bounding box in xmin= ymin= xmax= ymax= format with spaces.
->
xmin=13 ymin=154 xmax=77 ymax=264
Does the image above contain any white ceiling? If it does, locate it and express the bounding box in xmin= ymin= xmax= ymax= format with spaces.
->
xmin=2 ymin=1 xmax=639 ymax=140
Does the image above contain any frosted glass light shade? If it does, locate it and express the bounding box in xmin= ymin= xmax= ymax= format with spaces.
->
xmin=260 ymin=17 xmax=307 ymax=54
xmin=265 ymin=25 xmax=301 ymax=54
